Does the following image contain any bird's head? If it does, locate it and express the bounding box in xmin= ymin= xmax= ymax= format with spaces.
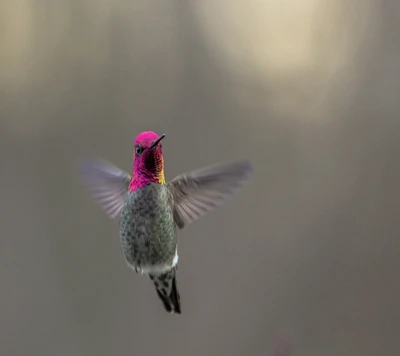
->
xmin=132 ymin=131 xmax=166 ymax=184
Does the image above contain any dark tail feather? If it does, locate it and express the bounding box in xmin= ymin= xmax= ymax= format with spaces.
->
xmin=150 ymin=268 xmax=181 ymax=314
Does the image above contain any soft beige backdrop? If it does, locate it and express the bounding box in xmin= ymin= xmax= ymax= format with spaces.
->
xmin=1 ymin=1 xmax=399 ymax=355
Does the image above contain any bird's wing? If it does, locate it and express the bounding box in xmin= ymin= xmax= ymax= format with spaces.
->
xmin=79 ymin=158 xmax=132 ymax=219
xmin=167 ymin=160 xmax=253 ymax=229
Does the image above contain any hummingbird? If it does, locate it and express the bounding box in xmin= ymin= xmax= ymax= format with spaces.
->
xmin=80 ymin=131 xmax=253 ymax=314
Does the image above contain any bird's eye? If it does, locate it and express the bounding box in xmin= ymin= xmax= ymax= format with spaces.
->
xmin=135 ymin=145 xmax=144 ymax=155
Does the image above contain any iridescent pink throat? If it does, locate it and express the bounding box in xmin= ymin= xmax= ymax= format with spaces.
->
xmin=128 ymin=156 xmax=165 ymax=191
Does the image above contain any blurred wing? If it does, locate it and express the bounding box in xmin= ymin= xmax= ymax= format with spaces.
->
xmin=168 ymin=160 xmax=253 ymax=229
xmin=79 ymin=158 xmax=132 ymax=219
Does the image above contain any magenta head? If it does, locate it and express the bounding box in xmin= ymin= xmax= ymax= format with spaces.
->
xmin=130 ymin=131 xmax=166 ymax=190
xmin=134 ymin=131 xmax=166 ymax=151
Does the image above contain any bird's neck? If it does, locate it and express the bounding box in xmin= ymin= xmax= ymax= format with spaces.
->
xmin=129 ymin=169 xmax=165 ymax=191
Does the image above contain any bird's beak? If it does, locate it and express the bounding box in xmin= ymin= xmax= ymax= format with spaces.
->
xmin=149 ymin=134 xmax=166 ymax=149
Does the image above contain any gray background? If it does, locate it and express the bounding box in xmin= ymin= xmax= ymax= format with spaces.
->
xmin=1 ymin=1 xmax=399 ymax=355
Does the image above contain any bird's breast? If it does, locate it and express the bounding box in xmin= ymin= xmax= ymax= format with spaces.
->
xmin=119 ymin=184 xmax=176 ymax=269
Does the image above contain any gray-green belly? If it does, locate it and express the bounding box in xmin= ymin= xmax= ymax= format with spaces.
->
xmin=119 ymin=184 xmax=177 ymax=270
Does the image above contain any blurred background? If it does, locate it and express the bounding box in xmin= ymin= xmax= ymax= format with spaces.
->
xmin=1 ymin=0 xmax=399 ymax=355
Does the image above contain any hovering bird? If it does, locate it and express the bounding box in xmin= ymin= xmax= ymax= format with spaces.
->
xmin=80 ymin=131 xmax=253 ymax=314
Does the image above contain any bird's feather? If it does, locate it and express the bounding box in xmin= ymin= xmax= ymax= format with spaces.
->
xmin=168 ymin=160 xmax=253 ymax=229
xmin=79 ymin=158 xmax=132 ymax=219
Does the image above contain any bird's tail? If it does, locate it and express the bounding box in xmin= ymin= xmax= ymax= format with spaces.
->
xmin=149 ymin=268 xmax=181 ymax=314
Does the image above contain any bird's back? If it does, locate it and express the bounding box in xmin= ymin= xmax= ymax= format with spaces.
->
xmin=119 ymin=183 xmax=177 ymax=274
